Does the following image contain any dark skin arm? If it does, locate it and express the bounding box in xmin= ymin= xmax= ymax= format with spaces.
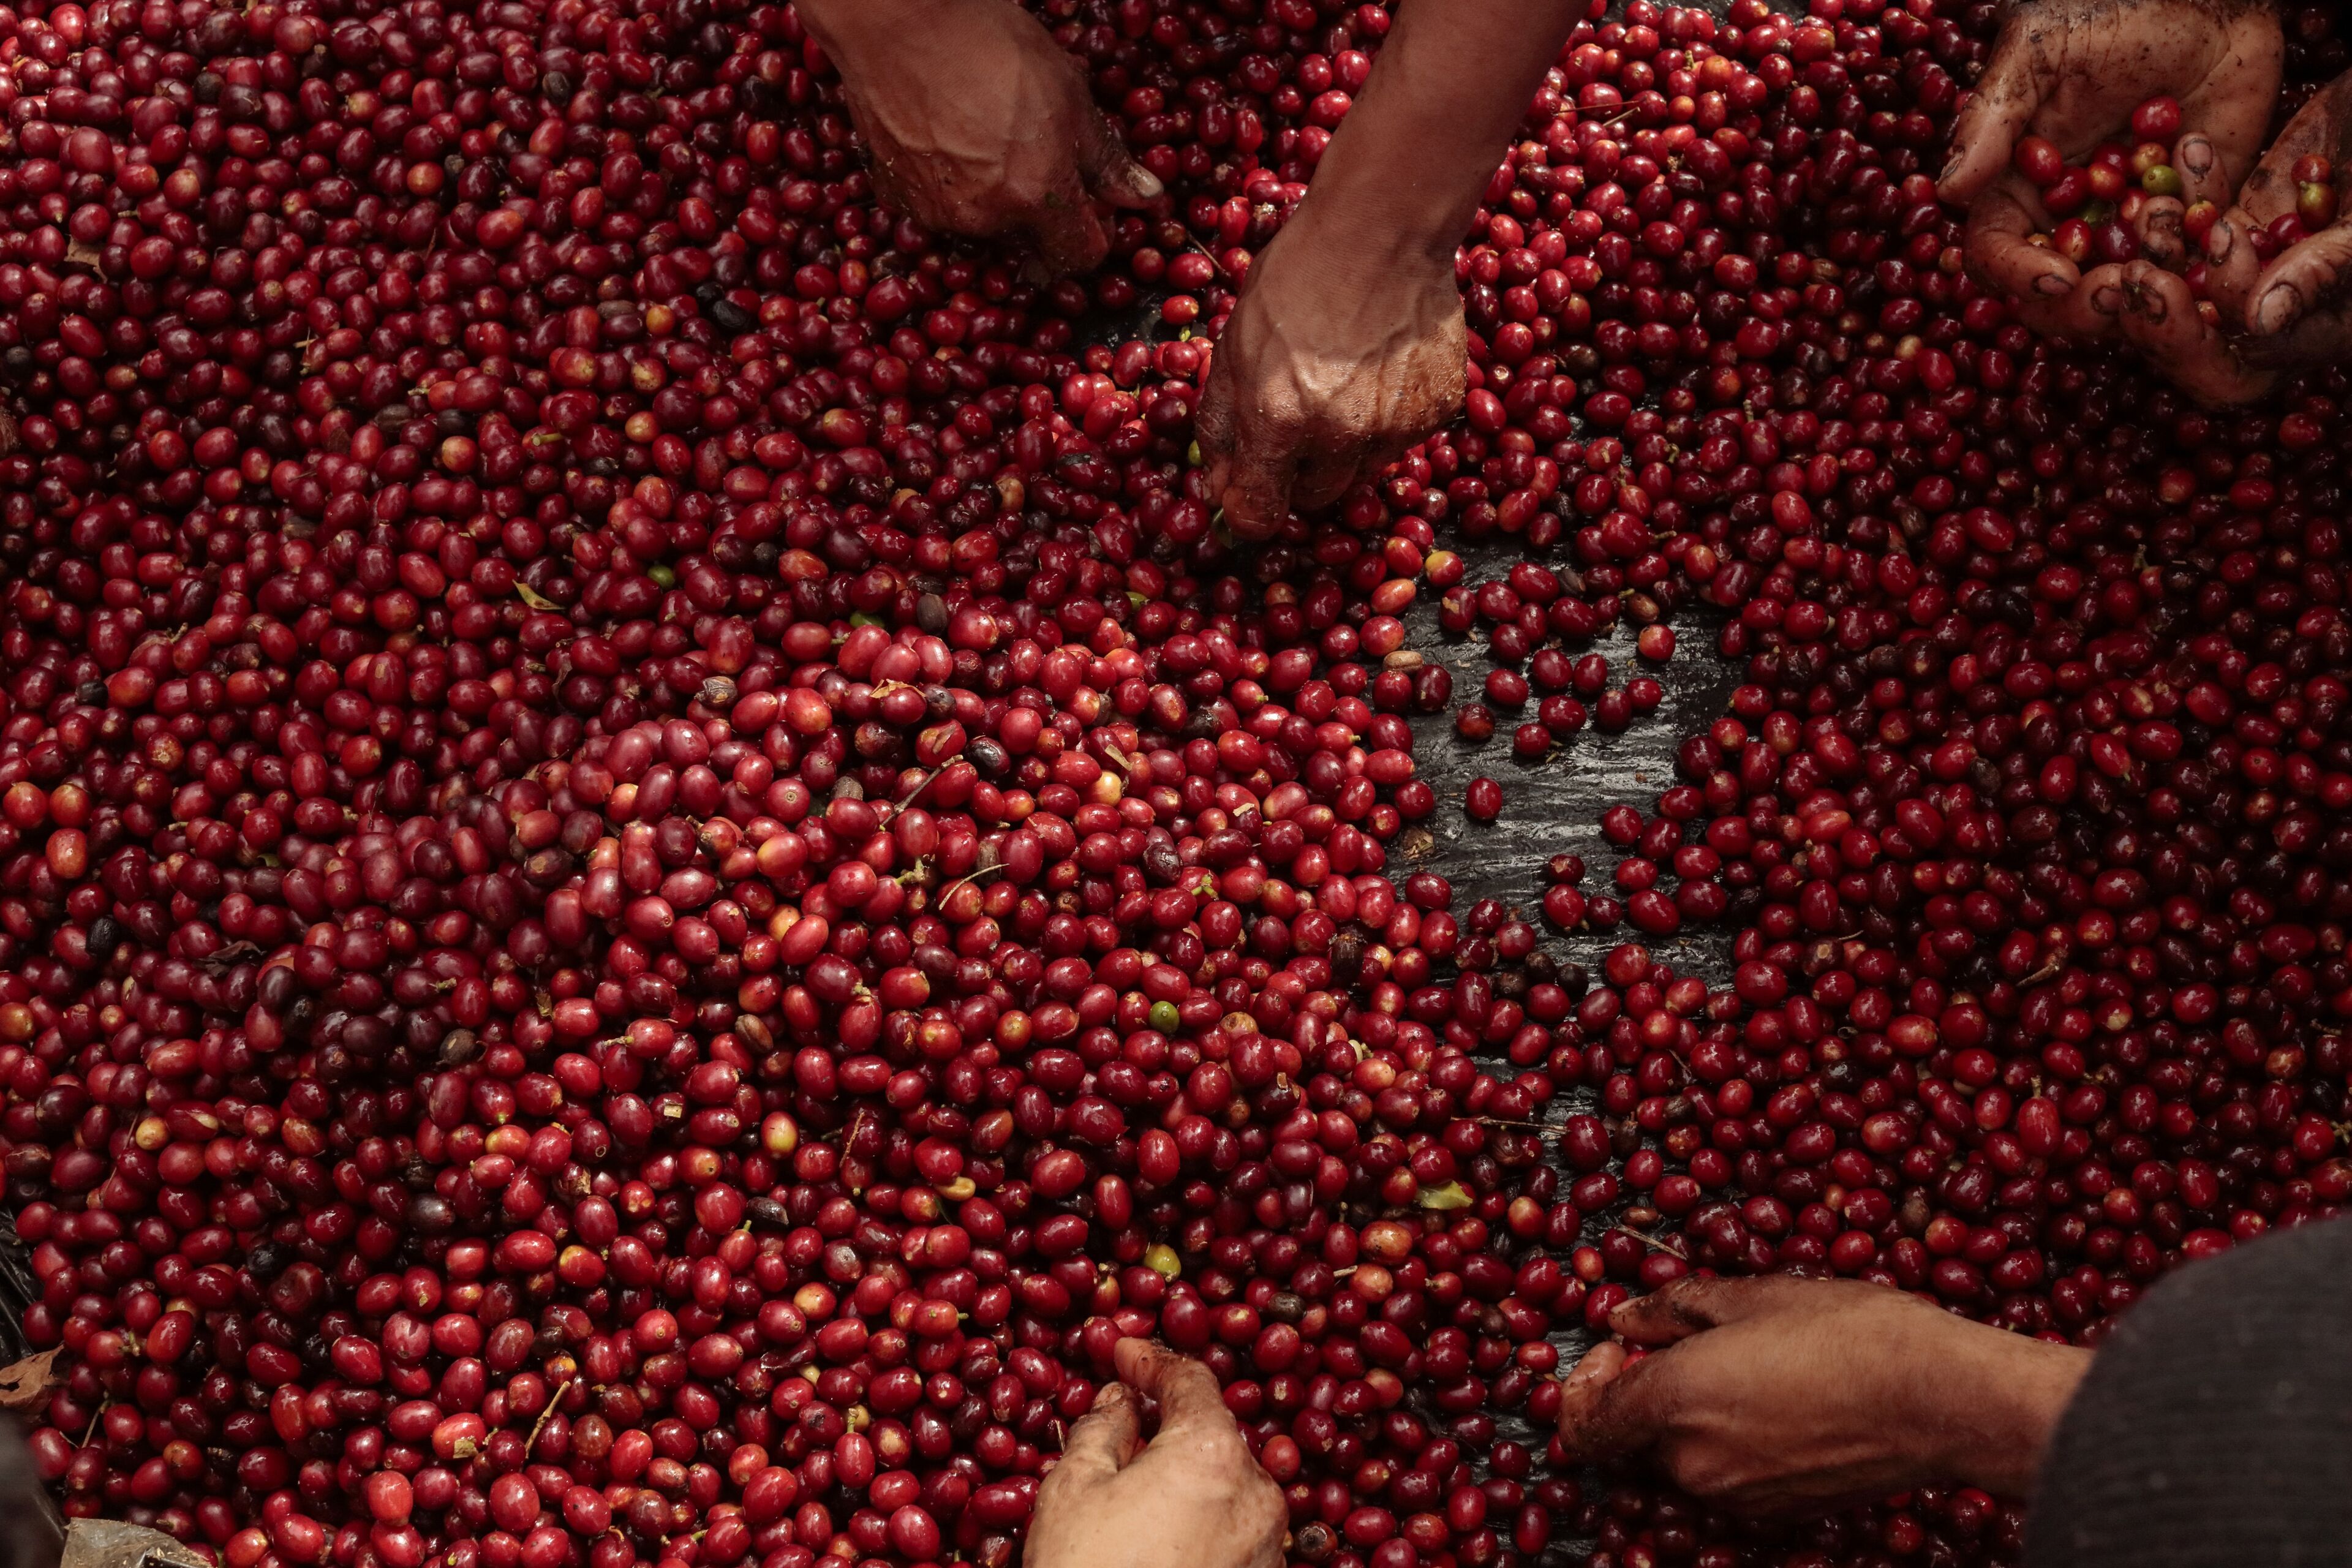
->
xmin=1558 ymin=1275 xmax=2092 ymax=1516
xmin=1194 ymin=0 xmax=1582 ymax=540
xmin=797 ymin=0 xmax=1161 ymax=275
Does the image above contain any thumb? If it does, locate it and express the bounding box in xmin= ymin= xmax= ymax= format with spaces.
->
xmin=1938 ymin=29 xmax=2041 ymax=205
xmin=1114 ymin=1340 xmax=1232 ymax=1436
xmin=1051 ymin=1382 xmax=1142 ymax=1485
xmin=1079 ymin=111 xmax=1164 ymax=209
xmin=2246 ymin=224 xmax=2352 ymax=336
xmin=1215 ymin=423 xmax=1300 ymax=541
xmin=2117 ymin=259 xmax=2274 ymax=405
xmin=2203 ymin=206 xmax=2267 ymax=326
xmin=1026 ymin=177 xmax=1110 ymax=277
xmin=1554 ymin=1343 xmax=1665 ymax=1465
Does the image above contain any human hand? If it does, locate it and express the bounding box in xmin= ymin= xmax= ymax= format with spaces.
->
xmin=1556 ymin=1275 xmax=2092 ymax=1517
xmin=1026 ymin=1340 xmax=1287 ymax=1568
xmin=2199 ymin=72 xmax=2352 ymax=364
xmin=1962 ymin=127 xmax=2234 ymax=349
xmin=2095 ymin=74 xmax=2352 ymax=405
xmin=801 ymin=0 xmax=1161 ymax=274
xmin=1940 ymin=0 xmax=2282 ymax=312
xmin=1193 ymin=216 xmax=1466 ymax=541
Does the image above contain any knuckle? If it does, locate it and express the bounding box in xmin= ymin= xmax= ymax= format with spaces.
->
xmin=1171 ymin=1431 xmax=1223 ymax=1469
xmin=1176 ymin=1364 xmax=1222 ymax=1398
xmin=1667 ymin=1449 xmax=1737 ymax=1500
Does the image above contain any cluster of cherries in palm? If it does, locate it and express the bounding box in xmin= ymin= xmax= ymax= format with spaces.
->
xmin=0 ymin=1 xmax=2351 ymax=1568
xmin=2013 ymin=93 xmax=2340 ymax=300
xmin=2008 ymin=96 xmax=2191 ymax=270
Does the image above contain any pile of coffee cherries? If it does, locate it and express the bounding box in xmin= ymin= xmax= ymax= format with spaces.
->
xmin=2008 ymin=96 xmax=2187 ymax=268
xmin=0 ymin=0 xmax=2349 ymax=1566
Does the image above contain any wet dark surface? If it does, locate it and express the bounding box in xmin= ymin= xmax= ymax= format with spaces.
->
xmin=0 ymin=1213 xmax=31 ymax=1365
xmin=1368 ymin=513 xmax=1744 ymax=1487
xmin=1395 ymin=562 xmax=1744 ymax=992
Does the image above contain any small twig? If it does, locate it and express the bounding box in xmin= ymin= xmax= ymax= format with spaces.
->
xmin=1611 ymin=1224 xmax=1688 ymax=1262
xmin=527 ymin=1378 xmax=575 ymax=1451
xmin=937 ymin=864 xmax=1005 ymax=900
xmin=1182 ymin=235 xmax=1232 ymax=283
xmin=882 ymin=764 xmax=944 ymax=819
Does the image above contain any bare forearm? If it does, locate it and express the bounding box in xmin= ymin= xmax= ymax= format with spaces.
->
xmin=798 ymin=0 xmax=955 ymax=67
xmin=1936 ymin=1330 xmax=2094 ymax=1498
xmin=1293 ymin=0 xmax=1580 ymax=267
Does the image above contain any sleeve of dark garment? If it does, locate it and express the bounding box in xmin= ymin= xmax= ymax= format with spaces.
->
xmin=2024 ymin=1215 xmax=2352 ymax=1568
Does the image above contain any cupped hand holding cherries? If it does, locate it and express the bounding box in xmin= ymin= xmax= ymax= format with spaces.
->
xmin=1937 ymin=0 xmax=2352 ymax=401
xmin=2002 ymin=97 xmax=2233 ymax=278
xmin=2191 ymin=73 xmax=2352 ymax=394
xmin=2005 ymin=92 xmax=2348 ymax=403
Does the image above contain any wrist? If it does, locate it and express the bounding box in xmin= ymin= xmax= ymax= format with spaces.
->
xmin=1288 ymin=132 xmax=1486 ymax=273
xmin=1921 ymin=1321 xmax=2092 ymax=1498
xmin=799 ymin=0 xmax=979 ymax=67
xmin=1275 ymin=183 xmax=1464 ymax=292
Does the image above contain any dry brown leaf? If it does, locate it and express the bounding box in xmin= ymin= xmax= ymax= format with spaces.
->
xmin=0 ymin=1348 xmax=61 ymax=1411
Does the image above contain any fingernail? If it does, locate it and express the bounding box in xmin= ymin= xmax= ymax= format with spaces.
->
xmin=1133 ymin=168 xmax=1164 ymax=198
xmin=2255 ymin=283 xmax=2301 ymax=334
xmin=2207 ymin=220 xmax=2233 ymax=261
xmin=2034 ymin=273 xmax=2070 ymax=297
xmin=2179 ymin=136 xmax=2213 ymax=175
xmin=2090 ymin=284 xmax=2120 ymax=315
xmin=1936 ymin=154 xmax=1961 ymax=187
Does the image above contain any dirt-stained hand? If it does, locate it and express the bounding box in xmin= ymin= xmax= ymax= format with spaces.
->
xmin=1941 ymin=0 xmax=2280 ymax=314
xmin=2200 ymin=70 xmax=2352 ymax=377
xmin=1193 ymin=219 xmax=1466 ymax=541
xmin=805 ymin=0 xmax=1161 ymax=276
